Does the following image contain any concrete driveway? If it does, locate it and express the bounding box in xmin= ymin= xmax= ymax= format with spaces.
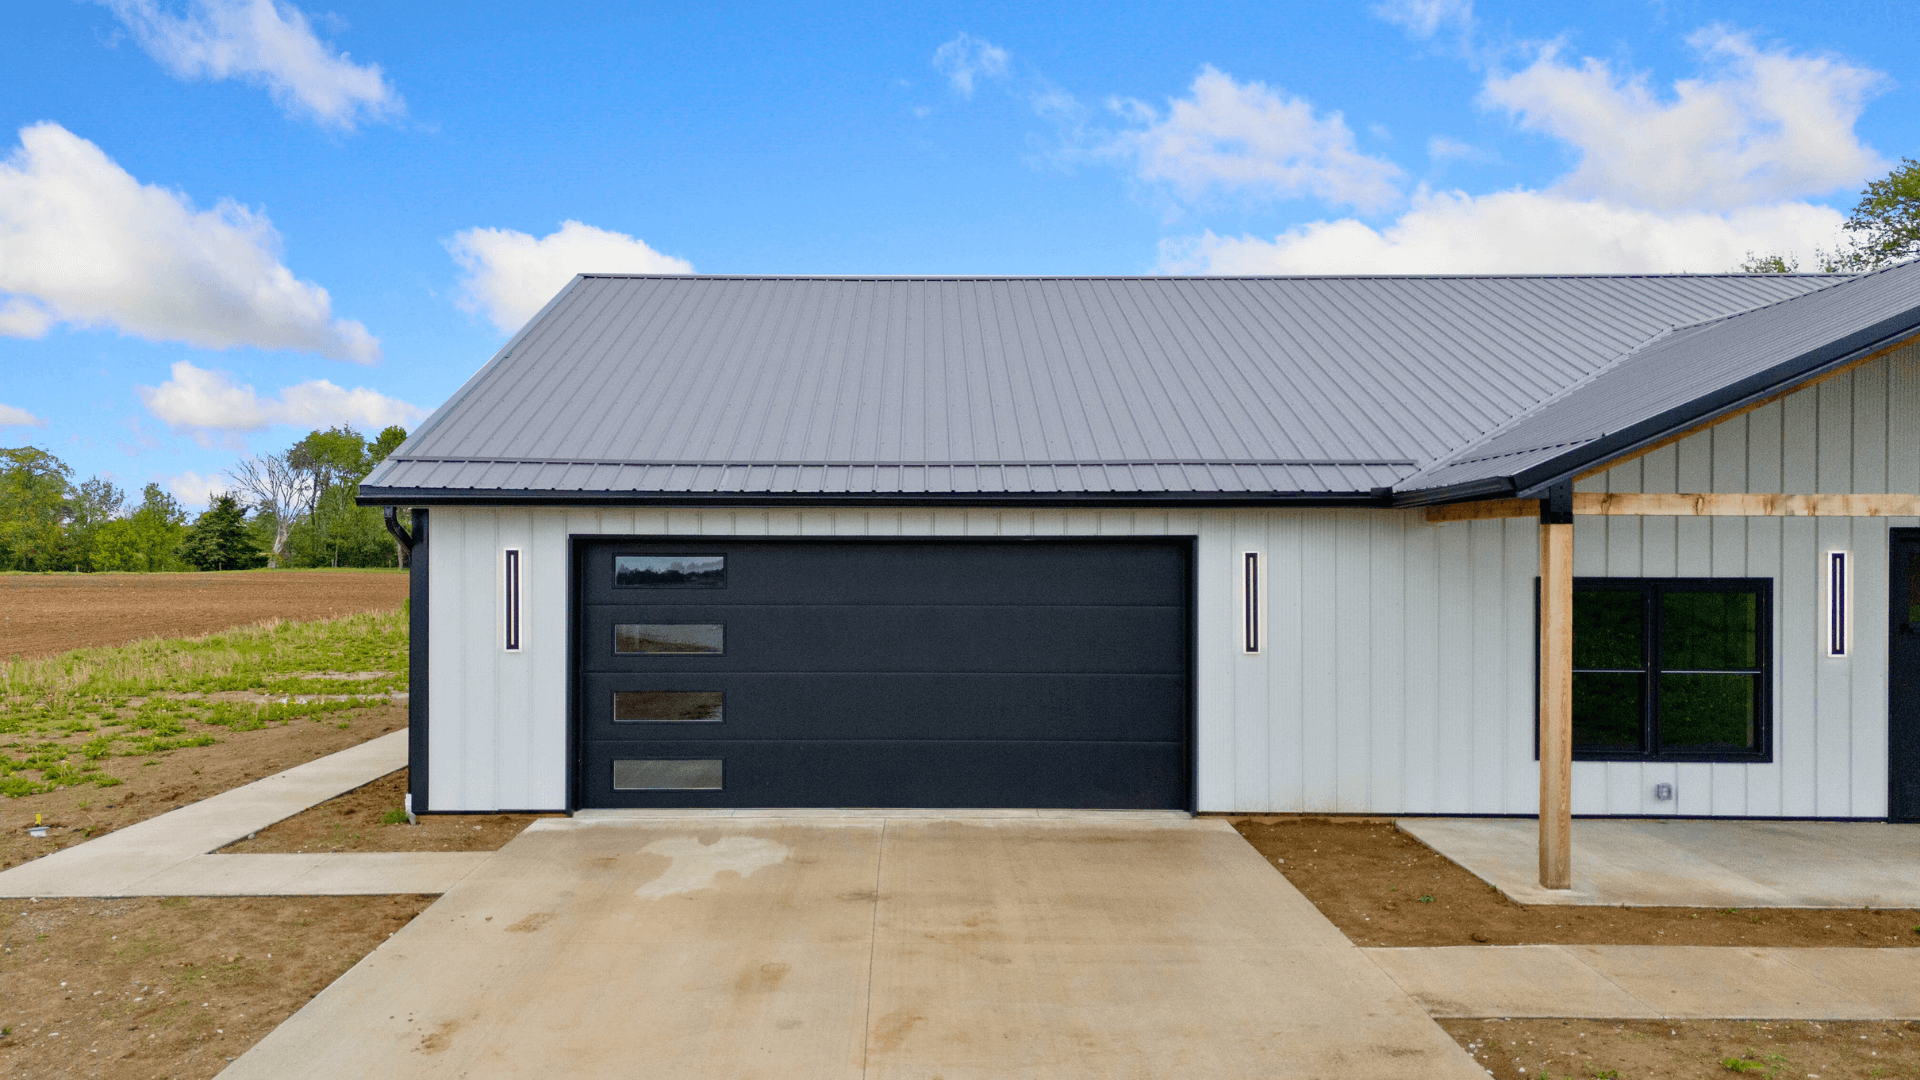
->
xmin=220 ymin=812 xmax=1482 ymax=1079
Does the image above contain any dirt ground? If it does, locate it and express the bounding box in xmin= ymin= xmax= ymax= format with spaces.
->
xmin=0 ymin=894 xmax=433 ymax=1080
xmin=220 ymin=769 xmax=547 ymax=854
xmin=0 ymin=571 xmax=408 ymax=662
xmin=1232 ymin=817 xmax=1920 ymax=948
xmin=1442 ymin=1017 xmax=1920 ymax=1080
xmin=2 ymin=703 xmax=406 ymax=872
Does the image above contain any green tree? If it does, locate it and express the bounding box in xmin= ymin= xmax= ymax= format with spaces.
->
xmin=122 ymin=483 xmax=187 ymax=572
xmin=0 ymin=447 xmax=73 ymax=571
xmin=1838 ymin=157 xmax=1920 ymax=270
xmin=67 ymin=476 xmax=126 ymax=571
xmin=179 ymin=494 xmax=265 ymax=571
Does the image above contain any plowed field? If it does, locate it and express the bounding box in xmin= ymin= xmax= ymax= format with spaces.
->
xmin=0 ymin=571 xmax=409 ymax=661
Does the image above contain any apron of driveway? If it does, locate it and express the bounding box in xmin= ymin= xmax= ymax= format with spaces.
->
xmin=220 ymin=812 xmax=1483 ymax=1079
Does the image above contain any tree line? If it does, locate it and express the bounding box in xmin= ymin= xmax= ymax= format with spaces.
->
xmin=1741 ymin=158 xmax=1920 ymax=273
xmin=0 ymin=425 xmax=409 ymax=573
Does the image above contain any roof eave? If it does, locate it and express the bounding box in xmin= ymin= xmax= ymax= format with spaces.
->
xmin=354 ymin=487 xmax=1399 ymax=510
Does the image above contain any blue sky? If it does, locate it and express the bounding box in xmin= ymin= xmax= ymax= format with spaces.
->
xmin=2 ymin=0 xmax=1915 ymax=506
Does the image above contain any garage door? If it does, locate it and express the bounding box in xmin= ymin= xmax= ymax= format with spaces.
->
xmin=575 ymin=539 xmax=1191 ymax=809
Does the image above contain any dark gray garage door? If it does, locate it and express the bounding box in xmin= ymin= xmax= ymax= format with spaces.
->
xmin=575 ymin=539 xmax=1190 ymax=809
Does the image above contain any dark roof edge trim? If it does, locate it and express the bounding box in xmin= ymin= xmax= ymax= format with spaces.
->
xmin=1508 ymin=309 xmax=1920 ymax=499
xmin=354 ymin=489 xmax=1397 ymax=510
xmin=1389 ymin=476 xmax=1521 ymax=508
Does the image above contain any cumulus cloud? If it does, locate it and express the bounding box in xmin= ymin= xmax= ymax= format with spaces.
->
xmin=447 ymin=220 xmax=692 ymax=334
xmin=1156 ymin=29 xmax=1886 ymax=274
xmin=0 ymin=123 xmax=378 ymax=361
xmin=1484 ymin=27 xmax=1886 ymax=211
xmin=1159 ymin=189 xmax=1845 ymax=274
xmin=138 ymin=361 xmax=423 ymax=434
xmin=0 ymin=403 xmax=46 ymax=429
xmin=1373 ymin=0 xmax=1474 ymax=39
xmin=99 ymin=0 xmax=401 ymax=129
xmin=932 ymin=32 xmax=1009 ymax=96
xmin=165 ymin=469 xmax=228 ymax=509
xmin=1104 ymin=66 xmax=1402 ymax=212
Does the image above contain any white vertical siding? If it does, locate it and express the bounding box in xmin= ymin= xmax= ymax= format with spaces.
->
xmin=422 ymin=341 xmax=1919 ymax=815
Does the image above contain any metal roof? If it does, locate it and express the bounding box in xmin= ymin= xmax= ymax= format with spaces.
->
xmin=360 ymin=272 xmax=1859 ymax=505
xmin=1399 ymin=259 xmax=1920 ymax=498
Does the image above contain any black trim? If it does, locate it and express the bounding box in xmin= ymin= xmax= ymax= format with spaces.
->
xmin=1539 ymin=482 xmax=1573 ymax=525
xmin=566 ymin=535 xmax=581 ymax=813
xmin=407 ymin=509 xmax=429 ymax=813
xmin=383 ymin=507 xmax=414 ymax=549
xmin=1535 ymin=576 xmax=1775 ymax=764
xmin=359 ymin=488 xmax=1396 ymax=509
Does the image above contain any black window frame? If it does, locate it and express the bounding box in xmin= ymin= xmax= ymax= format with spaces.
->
xmin=1536 ymin=577 xmax=1774 ymax=764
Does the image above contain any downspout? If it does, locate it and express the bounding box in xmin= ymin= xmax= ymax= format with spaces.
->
xmin=383 ymin=507 xmax=415 ymax=570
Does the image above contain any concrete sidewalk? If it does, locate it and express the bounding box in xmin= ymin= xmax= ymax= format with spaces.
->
xmin=219 ymin=812 xmax=1487 ymax=1079
xmin=1400 ymin=816 xmax=1920 ymax=907
xmin=0 ymin=729 xmax=488 ymax=897
xmin=1367 ymin=944 xmax=1920 ymax=1019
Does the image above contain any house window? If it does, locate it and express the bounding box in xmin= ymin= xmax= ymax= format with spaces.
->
xmin=1559 ymin=578 xmax=1771 ymax=762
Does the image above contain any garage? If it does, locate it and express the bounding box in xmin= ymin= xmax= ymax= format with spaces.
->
xmin=574 ymin=538 xmax=1193 ymax=809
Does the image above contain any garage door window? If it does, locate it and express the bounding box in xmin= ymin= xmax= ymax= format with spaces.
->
xmin=615 ymin=624 xmax=725 ymax=654
xmin=614 ymin=555 xmax=725 ymax=588
xmin=613 ymin=759 xmax=723 ymax=790
xmin=613 ymin=691 xmax=724 ymax=722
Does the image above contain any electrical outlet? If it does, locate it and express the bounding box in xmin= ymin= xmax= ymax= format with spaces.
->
xmin=1653 ymin=782 xmax=1674 ymax=801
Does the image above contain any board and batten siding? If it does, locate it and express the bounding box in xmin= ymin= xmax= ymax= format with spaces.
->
xmin=420 ymin=339 xmax=1919 ymax=816
xmin=1568 ymin=339 xmax=1920 ymax=818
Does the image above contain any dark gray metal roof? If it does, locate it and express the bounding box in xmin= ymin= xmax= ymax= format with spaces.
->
xmin=361 ymin=272 xmax=1860 ymax=505
xmin=1400 ymin=259 xmax=1920 ymax=498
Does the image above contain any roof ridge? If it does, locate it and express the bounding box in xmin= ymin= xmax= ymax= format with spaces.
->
xmin=578 ymin=272 xmax=1860 ymax=283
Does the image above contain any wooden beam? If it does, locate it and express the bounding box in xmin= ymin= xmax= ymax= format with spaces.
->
xmin=1574 ymin=492 xmax=1920 ymax=517
xmin=1423 ymin=498 xmax=1540 ymax=523
xmin=1538 ymin=520 xmax=1574 ymax=891
xmin=1426 ymin=491 xmax=1920 ymax=523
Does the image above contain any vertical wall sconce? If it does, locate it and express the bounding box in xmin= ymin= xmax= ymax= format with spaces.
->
xmin=503 ymin=548 xmax=522 ymax=652
xmin=1241 ymin=550 xmax=1263 ymax=654
xmin=1826 ymin=549 xmax=1849 ymax=658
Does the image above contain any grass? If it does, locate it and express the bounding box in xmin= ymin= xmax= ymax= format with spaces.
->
xmin=0 ymin=608 xmax=406 ymax=797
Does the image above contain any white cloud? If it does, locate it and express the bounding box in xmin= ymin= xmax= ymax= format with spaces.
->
xmin=1484 ymin=27 xmax=1886 ymax=210
xmin=1104 ymin=66 xmax=1403 ymax=211
xmin=932 ymin=32 xmax=1009 ymax=97
xmin=0 ymin=123 xmax=378 ymax=361
xmin=447 ymin=220 xmax=692 ymax=334
xmin=0 ymin=403 xmax=46 ymax=429
xmin=1427 ymin=135 xmax=1492 ymax=162
xmin=165 ymin=469 xmax=227 ymax=510
xmin=99 ymin=0 xmax=401 ymax=129
xmin=1159 ymin=188 xmax=1846 ymax=274
xmin=1373 ymin=0 xmax=1474 ymax=39
xmin=138 ymin=361 xmax=423 ymax=434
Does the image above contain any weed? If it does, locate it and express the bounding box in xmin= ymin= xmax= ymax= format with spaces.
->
xmin=1418 ymin=894 xmax=1435 ymax=903
xmin=380 ymin=808 xmax=409 ymax=825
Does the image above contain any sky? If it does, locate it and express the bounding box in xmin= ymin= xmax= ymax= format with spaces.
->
xmin=1 ymin=0 xmax=1916 ymax=508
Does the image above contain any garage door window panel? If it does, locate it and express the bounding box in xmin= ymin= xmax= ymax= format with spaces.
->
xmin=613 ymin=690 xmax=724 ymax=722
xmin=615 ymin=624 xmax=725 ymax=655
xmin=614 ymin=555 xmax=725 ymax=588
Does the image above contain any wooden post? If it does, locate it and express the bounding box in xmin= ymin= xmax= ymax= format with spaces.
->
xmin=1538 ymin=486 xmax=1574 ymax=890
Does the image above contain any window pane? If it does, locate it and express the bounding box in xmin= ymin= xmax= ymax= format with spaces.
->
xmin=615 ymin=555 xmax=725 ymax=588
xmin=1658 ymin=673 xmax=1759 ymax=751
xmin=613 ymin=691 xmax=723 ymax=722
xmin=1573 ymin=590 xmax=1643 ymax=670
xmin=612 ymin=759 xmax=722 ymax=790
xmin=1573 ymin=672 xmax=1645 ymax=751
xmin=1661 ymin=590 xmax=1759 ymax=670
xmin=614 ymin=624 xmax=724 ymax=654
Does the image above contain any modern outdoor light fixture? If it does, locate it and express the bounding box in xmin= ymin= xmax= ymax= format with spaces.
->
xmin=1826 ymin=549 xmax=1850 ymax=658
xmin=503 ymin=548 xmax=523 ymax=652
xmin=1241 ymin=550 xmax=1263 ymax=654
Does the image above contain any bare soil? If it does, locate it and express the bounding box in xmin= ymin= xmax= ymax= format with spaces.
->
xmin=0 ymin=894 xmax=433 ymax=1080
xmin=219 ymin=769 xmax=550 ymax=854
xmin=0 ymin=571 xmax=408 ymax=662
xmin=3 ymin=704 xmax=405 ymax=872
xmin=1232 ymin=816 xmax=1920 ymax=948
xmin=1442 ymin=1017 xmax=1920 ymax=1080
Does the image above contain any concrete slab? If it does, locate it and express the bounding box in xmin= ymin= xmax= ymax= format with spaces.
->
xmin=220 ymin=814 xmax=1487 ymax=1079
xmin=1564 ymin=945 xmax=1890 ymax=1020
xmin=1366 ymin=945 xmax=1659 ymax=1018
xmin=0 ymin=729 xmax=408 ymax=898
xmin=1777 ymin=949 xmax=1920 ymax=1015
xmin=109 ymin=853 xmax=495 ymax=897
xmin=1398 ymin=816 xmax=1920 ymax=907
